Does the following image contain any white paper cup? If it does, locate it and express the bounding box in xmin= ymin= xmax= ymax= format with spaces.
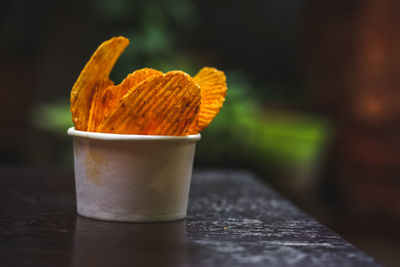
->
xmin=68 ymin=127 xmax=200 ymax=222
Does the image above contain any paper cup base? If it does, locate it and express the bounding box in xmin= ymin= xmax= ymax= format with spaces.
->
xmin=77 ymin=206 xmax=186 ymax=222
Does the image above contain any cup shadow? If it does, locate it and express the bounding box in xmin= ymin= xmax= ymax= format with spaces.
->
xmin=71 ymin=216 xmax=189 ymax=267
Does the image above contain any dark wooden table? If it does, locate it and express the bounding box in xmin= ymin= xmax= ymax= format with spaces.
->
xmin=0 ymin=169 xmax=381 ymax=267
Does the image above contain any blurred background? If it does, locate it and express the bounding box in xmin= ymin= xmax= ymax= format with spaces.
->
xmin=1 ymin=0 xmax=400 ymax=265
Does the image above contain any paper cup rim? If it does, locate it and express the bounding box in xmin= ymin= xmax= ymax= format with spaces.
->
xmin=67 ymin=127 xmax=201 ymax=142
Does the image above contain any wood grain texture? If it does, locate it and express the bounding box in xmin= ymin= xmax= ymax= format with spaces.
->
xmin=0 ymin=169 xmax=381 ymax=267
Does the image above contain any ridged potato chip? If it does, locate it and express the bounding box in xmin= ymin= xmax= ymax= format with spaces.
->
xmin=188 ymin=67 xmax=227 ymax=134
xmin=98 ymin=71 xmax=201 ymax=135
xmin=70 ymin=36 xmax=129 ymax=131
xmin=88 ymin=68 xmax=163 ymax=132
xmin=87 ymin=78 xmax=115 ymax=132
xmin=70 ymin=36 xmax=227 ymax=136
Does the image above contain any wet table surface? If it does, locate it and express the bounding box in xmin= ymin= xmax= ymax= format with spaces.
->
xmin=0 ymin=169 xmax=381 ymax=267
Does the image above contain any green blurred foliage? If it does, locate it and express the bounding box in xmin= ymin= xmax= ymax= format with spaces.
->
xmin=196 ymin=72 xmax=331 ymax=170
xmin=31 ymin=0 xmax=331 ymax=176
xmin=32 ymin=102 xmax=72 ymax=137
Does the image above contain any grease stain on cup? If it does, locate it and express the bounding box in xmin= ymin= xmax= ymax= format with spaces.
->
xmin=85 ymin=148 xmax=105 ymax=186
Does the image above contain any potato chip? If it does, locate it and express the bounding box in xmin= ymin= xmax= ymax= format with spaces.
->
xmin=88 ymin=68 xmax=163 ymax=132
xmin=87 ymin=78 xmax=115 ymax=132
xmin=98 ymin=71 xmax=201 ymax=135
xmin=70 ymin=36 xmax=129 ymax=131
xmin=188 ymin=67 xmax=227 ymax=134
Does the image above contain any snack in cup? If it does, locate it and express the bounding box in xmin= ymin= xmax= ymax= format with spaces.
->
xmin=68 ymin=36 xmax=227 ymax=222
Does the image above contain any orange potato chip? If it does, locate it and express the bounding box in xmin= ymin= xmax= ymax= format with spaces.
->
xmin=70 ymin=35 xmax=227 ymax=136
xmin=98 ymin=71 xmax=201 ymax=135
xmin=70 ymin=36 xmax=129 ymax=131
xmin=87 ymin=78 xmax=115 ymax=132
xmin=188 ymin=67 xmax=227 ymax=134
xmin=88 ymin=68 xmax=163 ymax=132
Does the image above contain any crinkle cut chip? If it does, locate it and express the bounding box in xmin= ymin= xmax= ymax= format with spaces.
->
xmin=88 ymin=68 xmax=163 ymax=132
xmin=98 ymin=71 xmax=201 ymax=136
xmin=188 ymin=67 xmax=227 ymax=134
xmin=70 ymin=36 xmax=129 ymax=131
